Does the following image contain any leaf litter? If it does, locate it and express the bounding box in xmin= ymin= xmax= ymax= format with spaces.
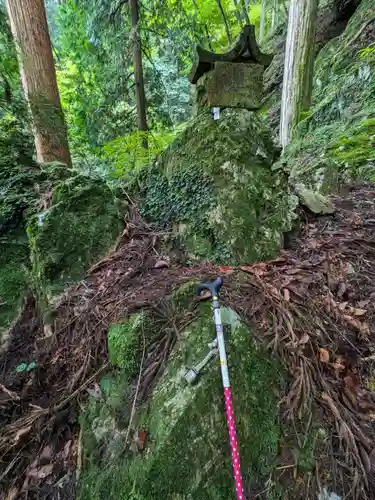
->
xmin=1 ymin=184 xmax=375 ymax=498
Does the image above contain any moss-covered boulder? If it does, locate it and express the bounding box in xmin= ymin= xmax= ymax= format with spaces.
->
xmin=281 ymin=0 xmax=375 ymax=191
xmin=0 ymin=228 xmax=29 ymax=336
xmin=27 ymin=175 xmax=125 ymax=301
xmin=79 ymin=284 xmax=282 ymax=499
xmin=139 ymin=109 xmax=298 ymax=264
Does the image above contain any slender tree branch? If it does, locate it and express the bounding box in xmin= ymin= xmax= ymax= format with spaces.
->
xmin=232 ymin=0 xmax=243 ymax=26
xmin=110 ymin=0 xmax=129 ymax=21
xmin=216 ymin=0 xmax=232 ymax=44
xmin=240 ymin=0 xmax=250 ymax=24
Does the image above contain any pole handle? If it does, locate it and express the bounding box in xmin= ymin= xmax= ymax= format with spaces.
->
xmin=196 ymin=277 xmax=223 ymax=299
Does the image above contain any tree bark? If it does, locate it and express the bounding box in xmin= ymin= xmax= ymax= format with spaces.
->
xmin=6 ymin=0 xmax=71 ymax=166
xmin=279 ymin=0 xmax=318 ymax=148
xmin=216 ymin=0 xmax=232 ymax=44
xmin=129 ymin=0 xmax=148 ymax=146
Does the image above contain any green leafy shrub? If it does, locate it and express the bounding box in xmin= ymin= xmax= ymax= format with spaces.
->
xmin=103 ymin=129 xmax=178 ymax=180
xmin=360 ymin=42 xmax=375 ymax=63
xmin=327 ymin=117 xmax=375 ymax=171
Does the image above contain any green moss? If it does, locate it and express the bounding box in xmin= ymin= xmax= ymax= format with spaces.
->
xmin=108 ymin=313 xmax=146 ymax=380
xmin=283 ymin=0 xmax=375 ymax=189
xmin=0 ymin=229 xmax=29 ymax=333
xmin=138 ymin=109 xmax=298 ymax=264
xmin=79 ymin=295 xmax=283 ymax=499
xmin=27 ymin=175 xmax=125 ymax=302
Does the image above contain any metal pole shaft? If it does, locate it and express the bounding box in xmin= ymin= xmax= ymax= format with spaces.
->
xmin=212 ymin=296 xmax=245 ymax=500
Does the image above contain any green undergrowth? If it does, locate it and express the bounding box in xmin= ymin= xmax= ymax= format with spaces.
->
xmin=78 ymin=283 xmax=285 ymax=499
xmin=0 ymin=228 xmax=29 ymax=334
xmin=282 ymin=0 xmax=375 ymax=190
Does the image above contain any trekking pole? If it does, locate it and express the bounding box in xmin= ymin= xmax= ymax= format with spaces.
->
xmin=196 ymin=277 xmax=246 ymax=500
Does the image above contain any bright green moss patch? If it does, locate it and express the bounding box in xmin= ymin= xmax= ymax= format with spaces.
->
xmin=108 ymin=312 xmax=147 ymax=381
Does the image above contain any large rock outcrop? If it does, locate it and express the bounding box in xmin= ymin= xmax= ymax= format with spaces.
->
xmin=27 ymin=174 xmax=125 ymax=302
xmin=138 ymin=109 xmax=298 ymax=264
xmin=280 ymin=0 xmax=375 ymax=191
xmin=79 ymin=283 xmax=281 ymax=499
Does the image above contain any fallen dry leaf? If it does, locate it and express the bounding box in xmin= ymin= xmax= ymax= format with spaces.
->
xmin=361 ymin=322 xmax=371 ymax=337
xmin=343 ymin=315 xmax=363 ymax=330
xmin=218 ymin=266 xmax=235 ymax=274
xmin=298 ymin=333 xmax=310 ymax=345
xmin=308 ymin=239 xmax=320 ymax=249
xmin=27 ymin=463 xmax=53 ymax=479
xmin=120 ymin=226 xmax=130 ymax=238
xmin=358 ymin=300 xmax=370 ymax=308
xmin=154 ymin=260 xmax=169 ymax=269
xmin=352 ymin=308 xmax=367 ymax=316
xmin=283 ymin=288 xmax=290 ymax=302
xmin=318 ymin=348 xmax=330 ymax=363
xmin=330 ymin=362 xmax=346 ymax=373
xmin=40 ymin=445 xmax=53 ymax=461
xmin=131 ymin=429 xmax=148 ymax=452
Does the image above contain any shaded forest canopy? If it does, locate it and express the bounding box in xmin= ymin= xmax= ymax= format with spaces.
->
xmin=1 ymin=0 xmax=375 ymax=499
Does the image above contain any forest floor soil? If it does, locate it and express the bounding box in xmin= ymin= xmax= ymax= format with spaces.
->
xmin=1 ymin=184 xmax=375 ymax=499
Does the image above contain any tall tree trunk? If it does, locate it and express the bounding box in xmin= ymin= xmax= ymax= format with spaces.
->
xmin=279 ymin=0 xmax=318 ymax=148
xmin=129 ymin=0 xmax=148 ymax=147
xmin=6 ymin=0 xmax=71 ymax=166
xmin=216 ymin=0 xmax=232 ymax=44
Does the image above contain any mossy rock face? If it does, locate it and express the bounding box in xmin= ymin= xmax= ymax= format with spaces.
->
xmin=108 ymin=312 xmax=148 ymax=381
xmin=0 ymin=228 xmax=29 ymax=336
xmin=79 ymin=284 xmax=282 ymax=499
xmin=282 ymin=0 xmax=375 ymax=190
xmin=139 ymin=109 xmax=298 ymax=264
xmin=27 ymin=175 xmax=125 ymax=302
